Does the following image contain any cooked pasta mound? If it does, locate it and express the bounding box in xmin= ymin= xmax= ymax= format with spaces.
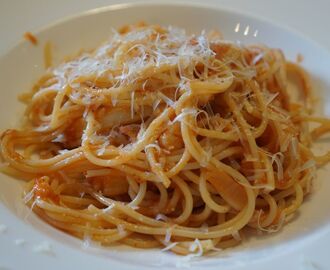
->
xmin=1 ymin=23 xmax=330 ymax=255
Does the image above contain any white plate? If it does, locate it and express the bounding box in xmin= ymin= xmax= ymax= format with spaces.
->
xmin=1 ymin=2 xmax=330 ymax=269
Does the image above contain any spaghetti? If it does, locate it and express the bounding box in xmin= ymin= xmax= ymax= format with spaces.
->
xmin=1 ymin=23 xmax=329 ymax=255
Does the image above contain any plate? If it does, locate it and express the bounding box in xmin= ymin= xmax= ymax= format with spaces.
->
xmin=1 ymin=2 xmax=330 ymax=269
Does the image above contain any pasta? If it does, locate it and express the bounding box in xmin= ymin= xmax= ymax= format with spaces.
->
xmin=1 ymin=23 xmax=330 ymax=256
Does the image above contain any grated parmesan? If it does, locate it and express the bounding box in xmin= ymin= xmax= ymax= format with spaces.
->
xmin=32 ymin=241 xmax=55 ymax=256
xmin=82 ymin=234 xmax=92 ymax=249
xmin=175 ymin=239 xmax=204 ymax=268
xmin=14 ymin=239 xmax=26 ymax=246
xmin=257 ymin=210 xmax=286 ymax=233
xmin=117 ymin=224 xmax=127 ymax=236
xmin=164 ymin=227 xmax=172 ymax=243
xmin=232 ymin=231 xmax=242 ymax=241
xmin=298 ymin=159 xmax=316 ymax=173
xmin=161 ymin=242 xmax=178 ymax=252
xmin=23 ymin=189 xmax=35 ymax=204
xmin=155 ymin=214 xmax=169 ymax=222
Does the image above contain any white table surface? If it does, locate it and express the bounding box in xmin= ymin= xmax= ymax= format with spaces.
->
xmin=0 ymin=0 xmax=329 ymax=269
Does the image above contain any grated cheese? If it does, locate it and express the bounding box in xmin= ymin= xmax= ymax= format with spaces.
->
xmin=271 ymin=152 xmax=284 ymax=180
xmin=172 ymin=108 xmax=197 ymax=124
xmin=161 ymin=242 xmax=178 ymax=252
xmin=175 ymin=239 xmax=204 ymax=268
xmin=102 ymin=204 xmax=115 ymax=213
xmin=117 ymin=224 xmax=127 ymax=236
xmin=164 ymin=227 xmax=172 ymax=243
xmin=232 ymin=231 xmax=242 ymax=241
xmin=96 ymin=140 xmax=109 ymax=156
xmin=145 ymin=143 xmax=161 ymax=153
xmin=298 ymin=159 xmax=316 ymax=173
xmin=58 ymin=149 xmax=70 ymax=155
xmin=257 ymin=210 xmax=286 ymax=233
xmin=52 ymin=134 xmax=65 ymax=143
xmin=158 ymin=92 xmax=174 ymax=106
xmin=32 ymin=241 xmax=55 ymax=256
xmin=251 ymin=52 xmax=264 ymax=65
xmin=82 ymin=234 xmax=92 ymax=249
xmin=14 ymin=239 xmax=26 ymax=246
xmin=155 ymin=214 xmax=169 ymax=222
xmin=23 ymin=188 xmax=35 ymax=204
